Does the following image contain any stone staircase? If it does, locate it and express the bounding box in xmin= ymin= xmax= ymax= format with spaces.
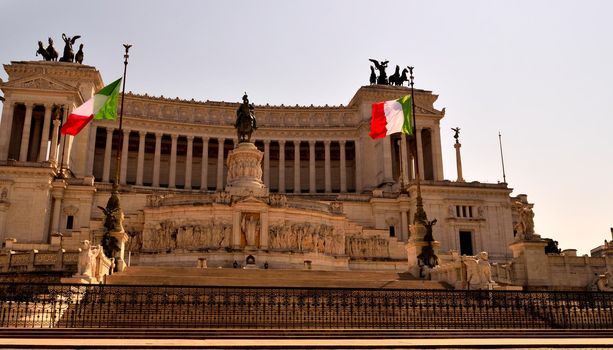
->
xmin=105 ymin=266 xmax=450 ymax=289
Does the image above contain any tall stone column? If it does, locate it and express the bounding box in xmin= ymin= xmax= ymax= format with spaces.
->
xmin=415 ymin=128 xmax=424 ymax=180
xmin=400 ymin=209 xmax=409 ymax=241
xmin=86 ymin=124 xmax=97 ymax=175
xmin=259 ymin=211 xmax=269 ymax=249
xmin=339 ymin=140 xmax=347 ymax=192
xmin=50 ymin=182 xmax=66 ymax=234
xmin=152 ymin=132 xmax=162 ymax=187
xmin=136 ymin=131 xmax=146 ymax=186
xmin=38 ymin=104 xmax=53 ymax=162
xmin=120 ymin=129 xmax=130 ymax=185
xmin=185 ymin=136 xmax=194 ymax=189
xmin=354 ymin=139 xmax=362 ymax=193
xmin=400 ymin=135 xmax=409 ymax=186
xmin=169 ymin=134 xmax=178 ymax=188
xmin=309 ymin=141 xmax=316 ymax=193
xmin=200 ymin=137 xmax=209 ymax=190
xmin=102 ymin=127 xmax=114 ymax=183
xmin=293 ymin=140 xmax=300 ymax=194
xmin=216 ymin=137 xmax=225 ymax=190
xmin=432 ymin=126 xmax=444 ymax=180
xmin=455 ymin=141 xmax=464 ymax=182
xmin=49 ymin=118 xmax=61 ymax=165
xmin=278 ymin=140 xmax=285 ymax=193
xmin=0 ymin=202 xmax=9 ymax=241
xmin=382 ymin=136 xmax=393 ymax=183
xmin=0 ymin=102 xmax=15 ymax=161
xmin=232 ymin=211 xmax=241 ymax=249
xmin=263 ymin=140 xmax=270 ymax=187
xmin=60 ymin=106 xmax=73 ymax=170
xmin=19 ymin=103 xmax=33 ymax=162
xmin=324 ymin=140 xmax=331 ymax=192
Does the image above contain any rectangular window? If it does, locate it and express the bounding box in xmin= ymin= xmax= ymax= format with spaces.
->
xmin=462 ymin=206 xmax=467 ymax=218
xmin=459 ymin=231 xmax=473 ymax=255
xmin=389 ymin=226 xmax=395 ymax=237
xmin=66 ymin=215 xmax=74 ymax=230
xmin=456 ymin=206 xmax=461 ymax=217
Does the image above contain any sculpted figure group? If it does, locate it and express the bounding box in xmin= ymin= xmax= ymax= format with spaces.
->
xmin=268 ymin=222 xmax=345 ymax=255
xmin=368 ymin=59 xmax=411 ymax=86
xmin=36 ymin=34 xmax=84 ymax=63
xmin=346 ymin=234 xmax=390 ymax=258
xmin=142 ymin=220 xmax=230 ymax=252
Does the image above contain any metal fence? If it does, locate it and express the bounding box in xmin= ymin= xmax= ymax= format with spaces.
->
xmin=0 ymin=283 xmax=611 ymax=329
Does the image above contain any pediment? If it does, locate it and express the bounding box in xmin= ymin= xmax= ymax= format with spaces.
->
xmin=2 ymin=74 xmax=77 ymax=92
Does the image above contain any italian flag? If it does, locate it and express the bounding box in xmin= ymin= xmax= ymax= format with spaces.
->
xmin=60 ymin=78 xmax=122 ymax=136
xmin=369 ymin=95 xmax=413 ymax=139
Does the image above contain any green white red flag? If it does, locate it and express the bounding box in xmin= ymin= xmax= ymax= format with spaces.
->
xmin=369 ymin=95 xmax=413 ymax=139
xmin=60 ymin=78 xmax=122 ymax=135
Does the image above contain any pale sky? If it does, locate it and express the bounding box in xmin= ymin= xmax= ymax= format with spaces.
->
xmin=1 ymin=0 xmax=611 ymax=254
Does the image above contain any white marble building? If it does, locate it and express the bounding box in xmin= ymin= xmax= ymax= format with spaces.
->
xmin=0 ymin=60 xmax=522 ymax=270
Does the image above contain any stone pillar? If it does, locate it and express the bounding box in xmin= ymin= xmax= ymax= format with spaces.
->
xmin=0 ymin=102 xmax=15 ymax=161
xmin=185 ymin=136 xmax=194 ymax=189
xmin=60 ymin=106 xmax=74 ymax=170
xmin=102 ymin=127 xmax=114 ymax=183
xmin=278 ymin=140 xmax=285 ymax=193
xmin=200 ymin=137 xmax=209 ymax=190
xmin=454 ymin=142 xmax=464 ymax=182
xmin=86 ymin=124 xmax=97 ymax=175
xmin=509 ymin=240 xmax=550 ymax=287
xmin=263 ymin=140 xmax=270 ymax=187
xmin=49 ymin=118 xmax=61 ymax=165
xmin=432 ymin=126 xmax=444 ymax=180
xmin=152 ymin=132 xmax=162 ymax=187
xmin=260 ymin=211 xmax=269 ymax=249
xmin=309 ymin=141 xmax=316 ymax=193
xmin=354 ymin=139 xmax=362 ymax=193
xmin=400 ymin=209 xmax=409 ymax=241
xmin=324 ymin=140 xmax=331 ymax=192
xmin=136 ymin=131 xmax=146 ymax=186
xmin=0 ymin=202 xmax=9 ymax=241
xmin=120 ymin=129 xmax=130 ymax=185
xmin=400 ymin=135 xmax=409 ymax=186
xmin=232 ymin=211 xmax=241 ymax=249
xmin=339 ymin=140 xmax=347 ymax=192
xmin=216 ymin=137 xmax=225 ymax=190
xmin=169 ymin=134 xmax=178 ymax=188
xmin=415 ymin=128 xmax=424 ymax=180
xmin=293 ymin=140 xmax=300 ymax=194
xmin=19 ymin=103 xmax=33 ymax=162
xmin=38 ymin=104 xmax=53 ymax=162
xmin=50 ymin=181 xmax=66 ymax=234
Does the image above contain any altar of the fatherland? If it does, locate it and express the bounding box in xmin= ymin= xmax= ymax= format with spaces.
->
xmin=0 ymin=58 xmax=611 ymax=293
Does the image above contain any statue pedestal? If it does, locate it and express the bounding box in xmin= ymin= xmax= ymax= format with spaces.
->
xmin=225 ymin=143 xmax=268 ymax=197
xmin=406 ymin=224 xmax=440 ymax=279
xmin=61 ymin=275 xmax=98 ymax=284
xmin=111 ymin=230 xmax=130 ymax=272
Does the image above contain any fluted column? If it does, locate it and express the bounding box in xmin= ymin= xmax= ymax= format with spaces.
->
xmin=263 ymin=140 xmax=270 ymax=187
xmin=339 ymin=140 xmax=347 ymax=192
xmin=293 ymin=140 xmax=300 ymax=194
xmin=415 ymin=128 xmax=424 ymax=180
xmin=19 ymin=103 xmax=33 ymax=162
xmin=278 ymin=140 xmax=285 ymax=193
xmin=354 ymin=139 xmax=362 ymax=193
xmin=152 ymin=132 xmax=162 ymax=187
xmin=0 ymin=102 xmax=15 ymax=160
xmin=432 ymin=126 xmax=444 ymax=180
xmin=185 ymin=136 xmax=194 ymax=189
xmin=324 ymin=140 xmax=331 ymax=193
xmin=136 ymin=131 xmax=146 ymax=186
xmin=309 ymin=141 xmax=316 ymax=193
xmin=200 ymin=137 xmax=209 ymax=190
xmin=38 ymin=104 xmax=53 ymax=162
xmin=400 ymin=135 xmax=409 ymax=186
xmin=216 ymin=137 xmax=225 ymax=190
xmin=86 ymin=124 xmax=97 ymax=175
xmin=169 ymin=134 xmax=178 ymax=188
xmin=102 ymin=127 xmax=113 ymax=182
xmin=49 ymin=118 xmax=61 ymax=165
xmin=120 ymin=129 xmax=130 ymax=185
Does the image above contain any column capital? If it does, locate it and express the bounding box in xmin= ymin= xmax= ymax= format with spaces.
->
xmin=138 ymin=130 xmax=147 ymax=137
xmin=186 ymin=135 xmax=195 ymax=141
xmin=122 ymin=128 xmax=131 ymax=135
xmin=155 ymin=132 xmax=164 ymax=138
xmin=308 ymin=140 xmax=316 ymax=146
xmin=218 ymin=137 xmax=226 ymax=142
xmin=106 ymin=127 xmax=114 ymax=133
xmin=44 ymin=102 xmax=54 ymax=109
xmin=278 ymin=140 xmax=286 ymax=146
xmin=202 ymin=136 xmax=210 ymax=142
xmin=339 ymin=140 xmax=346 ymax=145
xmin=52 ymin=119 xmax=61 ymax=127
xmin=170 ymin=133 xmax=178 ymax=140
xmin=263 ymin=139 xmax=271 ymax=145
xmin=323 ymin=140 xmax=331 ymax=146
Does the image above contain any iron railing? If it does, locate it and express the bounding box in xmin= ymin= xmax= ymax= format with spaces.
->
xmin=0 ymin=283 xmax=611 ymax=329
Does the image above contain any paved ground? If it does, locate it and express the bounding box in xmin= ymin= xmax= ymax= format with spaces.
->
xmin=0 ymin=337 xmax=611 ymax=349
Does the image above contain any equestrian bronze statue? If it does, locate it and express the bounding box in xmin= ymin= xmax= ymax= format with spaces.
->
xmin=234 ymin=93 xmax=257 ymax=143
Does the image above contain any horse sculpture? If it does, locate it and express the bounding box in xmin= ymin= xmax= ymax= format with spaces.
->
xmin=388 ymin=65 xmax=401 ymax=85
xmin=235 ymin=93 xmax=257 ymax=143
xmin=59 ymin=33 xmax=81 ymax=62
xmin=46 ymin=38 xmax=58 ymax=61
xmin=36 ymin=41 xmax=50 ymax=60
xmin=369 ymin=58 xmax=389 ymax=85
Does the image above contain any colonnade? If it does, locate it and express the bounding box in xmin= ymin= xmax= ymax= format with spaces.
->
xmin=89 ymin=125 xmax=361 ymax=193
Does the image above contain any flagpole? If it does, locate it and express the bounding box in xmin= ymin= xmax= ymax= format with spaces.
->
xmin=113 ymin=44 xmax=132 ymax=190
xmin=407 ymin=66 xmax=427 ymax=224
xmin=498 ymin=131 xmax=507 ymax=183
